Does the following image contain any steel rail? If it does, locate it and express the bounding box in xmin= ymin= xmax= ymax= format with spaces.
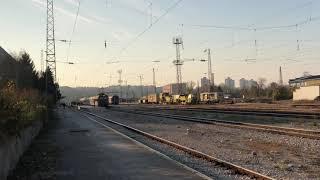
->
xmin=80 ymin=109 xmax=275 ymax=180
xmin=133 ymin=105 xmax=320 ymax=119
xmin=111 ymin=108 xmax=320 ymax=140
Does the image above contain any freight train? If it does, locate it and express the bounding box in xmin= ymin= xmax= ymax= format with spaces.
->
xmin=80 ymin=93 xmax=109 ymax=107
xmin=109 ymin=95 xmax=120 ymax=105
xmin=139 ymin=92 xmax=225 ymax=105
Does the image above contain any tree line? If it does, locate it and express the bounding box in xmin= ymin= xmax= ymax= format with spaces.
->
xmin=0 ymin=51 xmax=61 ymax=103
xmin=186 ymin=77 xmax=293 ymax=102
xmin=219 ymin=77 xmax=293 ymax=101
xmin=0 ymin=51 xmax=61 ymax=135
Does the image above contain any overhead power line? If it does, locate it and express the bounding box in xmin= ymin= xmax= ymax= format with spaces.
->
xmin=185 ymin=16 xmax=320 ymax=31
xmin=67 ymin=0 xmax=81 ymax=61
xmin=118 ymin=0 xmax=183 ymax=55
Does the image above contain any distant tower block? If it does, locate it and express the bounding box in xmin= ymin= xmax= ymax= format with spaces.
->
xmin=279 ymin=66 xmax=283 ymax=85
xmin=46 ymin=0 xmax=57 ymax=81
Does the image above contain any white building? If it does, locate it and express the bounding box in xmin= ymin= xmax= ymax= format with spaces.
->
xmin=290 ymin=75 xmax=320 ymax=101
xmin=239 ymin=78 xmax=258 ymax=89
xmin=225 ymin=77 xmax=235 ymax=89
xmin=293 ymin=86 xmax=320 ymax=101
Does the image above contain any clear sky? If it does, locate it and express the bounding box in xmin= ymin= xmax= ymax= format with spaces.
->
xmin=1 ymin=0 xmax=320 ymax=87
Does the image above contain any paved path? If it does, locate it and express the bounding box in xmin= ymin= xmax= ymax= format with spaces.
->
xmin=52 ymin=108 xmax=206 ymax=180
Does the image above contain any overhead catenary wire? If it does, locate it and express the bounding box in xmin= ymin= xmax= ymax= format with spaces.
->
xmin=118 ymin=0 xmax=183 ymax=56
xmin=66 ymin=0 xmax=81 ymax=61
xmin=184 ymin=16 xmax=320 ymax=31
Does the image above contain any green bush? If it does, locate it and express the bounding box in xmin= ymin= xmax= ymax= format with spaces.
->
xmin=0 ymin=81 xmax=46 ymax=136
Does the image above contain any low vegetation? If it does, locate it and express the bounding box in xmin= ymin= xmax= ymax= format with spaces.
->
xmin=219 ymin=78 xmax=293 ymax=101
xmin=0 ymin=52 xmax=60 ymax=136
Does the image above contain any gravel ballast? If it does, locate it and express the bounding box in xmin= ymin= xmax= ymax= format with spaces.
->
xmin=122 ymin=105 xmax=320 ymax=130
xmin=89 ymin=107 xmax=320 ymax=179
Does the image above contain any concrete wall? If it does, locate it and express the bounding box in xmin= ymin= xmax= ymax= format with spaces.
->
xmin=293 ymin=86 xmax=320 ymax=101
xmin=162 ymin=83 xmax=187 ymax=94
xmin=0 ymin=120 xmax=43 ymax=179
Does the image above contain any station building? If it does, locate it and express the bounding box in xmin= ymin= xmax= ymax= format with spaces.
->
xmin=289 ymin=75 xmax=320 ymax=101
xmin=289 ymin=75 xmax=320 ymax=87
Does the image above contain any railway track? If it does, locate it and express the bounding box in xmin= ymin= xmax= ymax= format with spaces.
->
xmin=79 ymin=109 xmax=274 ymax=180
xmin=110 ymin=108 xmax=320 ymax=140
xmin=133 ymin=105 xmax=320 ymax=119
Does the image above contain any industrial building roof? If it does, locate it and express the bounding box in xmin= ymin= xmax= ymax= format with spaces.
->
xmin=0 ymin=46 xmax=14 ymax=63
xmin=289 ymin=75 xmax=320 ymax=83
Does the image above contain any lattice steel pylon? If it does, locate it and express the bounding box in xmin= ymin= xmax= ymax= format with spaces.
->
xmin=173 ymin=37 xmax=183 ymax=84
xmin=279 ymin=66 xmax=283 ymax=86
xmin=46 ymin=0 xmax=57 ymax=81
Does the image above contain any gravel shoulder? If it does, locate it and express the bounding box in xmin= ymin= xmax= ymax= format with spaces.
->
xmin=121 ymin=105 xmax=320 ymax=130
xmin=126 ymin=103 xmax=320 ymax=113
xmin=90 ymin=107 xmax=320 ymax=179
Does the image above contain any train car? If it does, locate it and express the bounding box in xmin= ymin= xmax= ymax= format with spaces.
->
xmin=186 ymin=94 xmax=198 ymax=104
xmin=89 ymin=96 xmax=99 ymax=106
xmin=147 ymin=93 xmax=159 ymax=104
xmin=200 ymin=92 xmax=224 ymax=104
xmin=139 ymin=96 xmax=148 ymax=104
xmin=112 ymin=95 xmax=120 ymax=105
xmin=97 ymin=93 xmax=109 ymax=107
xmin=109 ymin=95 xmax=120 ymax=105
xmin=79 ymin=97 xmax=90 ymax=105
xmin=159 ymin=93 xmax=171 ymax=104
xmin=177 ymin=94 xmax=188 ymax=105
xmin=171 ymin=94 xmax=181 ymax=104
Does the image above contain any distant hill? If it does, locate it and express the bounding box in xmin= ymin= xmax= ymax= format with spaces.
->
xmin=60 ymin=85 xmax=162 ymax=102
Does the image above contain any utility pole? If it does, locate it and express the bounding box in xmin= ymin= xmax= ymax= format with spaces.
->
xmin=46 ymin=0 xmax=57 ymax=81
xmin=204 ymin=48 xmax=213 ymax=91
xmin=125 ymin=80 xmax=128 ymax=102
xmin=139 ymin=75 xmax=144 ymax=97
xmin=74 ymin=75 xmax=77 ymax=87
xmin=197 ymin=80 xmax=200 ymax=103
xmin=279 ymin=66 xmax=283 ymax=86
xmin=108 ymin=74 xmax=113 ymax=86
xmin=118 ymin=70 xmax=123 ymax=99
xmin=172 ymin=37 xmax=183 ymax=93
xmin=40 ymin=49 xmax=44 ymax=73
xmin=152 ymin=68 xmax=156 ymax=94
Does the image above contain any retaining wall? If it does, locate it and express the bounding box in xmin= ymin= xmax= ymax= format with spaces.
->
xmin=0 ymin=120 xmax=43 ymax=179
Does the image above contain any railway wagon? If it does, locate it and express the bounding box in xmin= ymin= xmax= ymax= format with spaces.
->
xmin=89 ymin=96 xmax=99 ymax=106
xmin=187 ymin=94 xmax=198 ymax=104
xmin=171 ymin=95 xmax=181 ymax=104
xmin=159 ymin=93 xmax=171 ymax=104
xmin=79 ymin=97 xmax=90 ymax=105
xmin=109 ymin=95 xmax=120 ymax=105
xmin=97 ymin=93 xmax=109 ymax=107
xmin=178 ymin=94 xmax=188 ymax=104
xmin=139 ymin=96 xmax=148 ymax=104
xmin=147 ymin=93 xmax=159 ymax=104
xmin=200 ymin=92 xmax=224 ymax=104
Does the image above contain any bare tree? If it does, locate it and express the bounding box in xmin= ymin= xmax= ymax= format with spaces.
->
xmin=186 ymin=81 xmax=196 ymax=94
xmin=257 ymin=78 xmax=267 ymax=97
